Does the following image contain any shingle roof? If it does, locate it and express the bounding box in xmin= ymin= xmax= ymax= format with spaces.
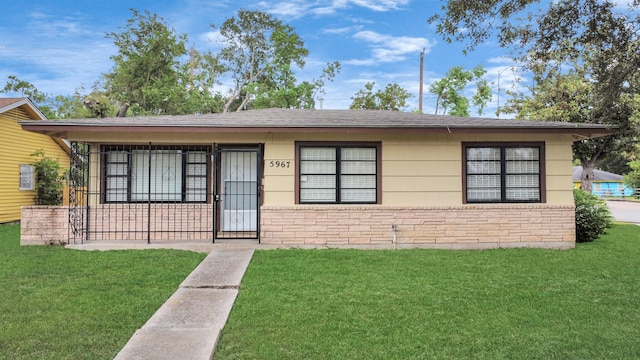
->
xmin=0 ymin=98 xmax=24 ymax=109
xmin=1 ymin=97 xmax=47 ymax=120
xmin=20 ymin=108 xmax=617 ymax=139
xmin=573 ymin=166 xmax=624 ymax=181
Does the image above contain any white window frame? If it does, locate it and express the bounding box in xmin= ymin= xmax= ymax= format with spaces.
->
xmin=19 ymin=164 xmax=35 ymax=191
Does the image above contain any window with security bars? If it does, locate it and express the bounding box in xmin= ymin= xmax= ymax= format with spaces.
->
xmin=298 ymin=143 xmax=379 ymax=204
xmin=103 ymin=145 xmax=209 ymax=203
xmin=464 ymin=144 xmax=543 ymax=203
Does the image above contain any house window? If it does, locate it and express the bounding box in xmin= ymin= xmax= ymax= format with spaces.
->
xmin=463 ymin=143 xmax=544 ymax=203
xmin=297 ymin=142 xmax=381 ymax=204
xmin=19 ymin=164 xmax=35 ymax=191
xmin=103 ymin=145 xmax=209 ymax=203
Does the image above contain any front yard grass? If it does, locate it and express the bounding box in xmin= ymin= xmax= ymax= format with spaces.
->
xmin=0 ymin=223 xmax=206 ymax=359
xmin=215 ymin=223 xmax=640 ymax=359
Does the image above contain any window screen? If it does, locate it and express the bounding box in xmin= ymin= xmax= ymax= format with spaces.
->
xmin=299 ymin=144 xmax=378 ymax=204
xmin=19 ymin=164 xmax=34 ymax=191
xmin=103 ymin=146 xmax=209 ymax=203
xmin=465 ymin=145 xmax=541 ymax=203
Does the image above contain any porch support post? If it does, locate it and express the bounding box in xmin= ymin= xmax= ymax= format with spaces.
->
xmin=147 ymin=142 xmax=152 ymax=244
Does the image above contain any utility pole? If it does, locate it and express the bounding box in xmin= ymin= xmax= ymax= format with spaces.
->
xmin=419 ymin=48 xmax=425 ymax=113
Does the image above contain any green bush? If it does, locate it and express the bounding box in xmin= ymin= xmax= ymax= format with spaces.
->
xmin=573 ymin=189 xmax=613 ymax=243
xmin=31 ymin=150 xmax=65 ymax=205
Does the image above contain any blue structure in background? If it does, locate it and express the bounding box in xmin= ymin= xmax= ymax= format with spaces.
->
xmin=573 ymin=166 xmax=635 ymax=197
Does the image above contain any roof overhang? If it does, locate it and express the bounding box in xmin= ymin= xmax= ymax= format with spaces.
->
xmin=19 ymin=124 xmax=618 ymax=140
xmin=18 ymin=109 xmax=618 ymax=142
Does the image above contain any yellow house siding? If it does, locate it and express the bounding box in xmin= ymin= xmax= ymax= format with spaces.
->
xmin=73 ymin=130 xmax=576 ymax=209
xmin=0 ymin=108 xmax=70 ymax=223
xmin=263 ymin=136 xmax=295 ymax=205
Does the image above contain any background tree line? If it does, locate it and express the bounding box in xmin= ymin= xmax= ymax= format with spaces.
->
xmin=2 ymin=8 xmax=494 ymax=119
xmin=2 ymin=9 xmax=341 ymax=118
xmin=3 ymin=3 xmax=639 ymax=188
xmin=430 ymin=0 xmax=640 ymax=190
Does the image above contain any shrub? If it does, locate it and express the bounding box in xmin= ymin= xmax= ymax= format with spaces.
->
xmin=573 ymin=189 xmax=613 ymax=243
xmin=31 ymin=150 xmax=65 ymax=205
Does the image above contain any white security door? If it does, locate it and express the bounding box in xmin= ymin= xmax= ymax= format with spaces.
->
xmin=220 ymin=150 xmax=258 ymax=232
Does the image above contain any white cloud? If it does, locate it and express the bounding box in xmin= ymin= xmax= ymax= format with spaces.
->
xmin=256 ymin=1 xmax=312 ymax=18
xmin=345 ymin=30 xmax=434 ymax=65
xmin=348 ymin=0 xmax=411 ymax=11
xmin=323 ymin=26 xmax=362 ymax=34
xmin=257 ymin=0 xmax=411 ymax=17
xmin=198 ymin=30 xmax=226 ymax=51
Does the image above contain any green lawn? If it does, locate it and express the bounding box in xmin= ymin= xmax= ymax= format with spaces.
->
xmin=3 ymin=223 xmax=639 ymax=359
xmin=0 ymin=223 xmax=206 ymax=360
xmin=215 ymin=224 xmax=640 ymax=359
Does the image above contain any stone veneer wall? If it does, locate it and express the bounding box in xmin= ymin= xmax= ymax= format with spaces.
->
xmin=21 ymin=206 xmax=69 ymax=245
xmin=21 ymin=204 xmax=214 ymax=244
xmin=86 ymin=204 xmax=214 ymax=241
xmin=259 ymin=205 xmax=576 ymax=249
xmin=22 ymin=204 xmax=577 ymax=249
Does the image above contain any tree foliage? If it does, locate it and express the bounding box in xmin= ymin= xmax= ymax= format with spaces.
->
xmin=104 ymin=9 xmax=194 ymax=116
xmin=252 ymin=61 xmax=340 ymax=110
xmin=428 ymin=65 xmax=491 ymax=116
xmin=430 ymin=0 xmax=640 ymax=191
xmin=4 ymin=9 xmax=340 ymax=117
xmin=0 ymin=76 xmax=56 ymax=118
xmin=1 ymin=75 xmax=47 ymax=103
xmin=624 ymin=145 xmax=640 ymax=190
xmin=215 ymin=10 xmax=310 ymax=112
xmin=349 ymin=82 xmax=412 ymax=111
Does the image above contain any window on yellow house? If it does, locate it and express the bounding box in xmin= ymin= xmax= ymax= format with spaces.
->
xmin=19 ymin=164 xmax=35 ymax=191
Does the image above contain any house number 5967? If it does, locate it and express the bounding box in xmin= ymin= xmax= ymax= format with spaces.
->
xmin=269 ymin=160 xmax=290 ymax=168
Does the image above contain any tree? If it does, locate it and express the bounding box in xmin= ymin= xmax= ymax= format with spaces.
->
xmin=103 ymin=9 xmax=192 ymax=116
xmin=624 ymin=153 xmax=640 ymax=191
xmin=429 ymin=0 xmax=640 ymax=191
xmin=1 ymin=76 xmax=112 ymax=119
xmin=428 ymin=65 xmax=491 ymax=116
xmin=214 ymin=10 xmax=310 ymax=112
xmin=0 ymin=76 xmax=57 ymax=118
xmin=349 ymin=82 xmax=412 ymax=111
xmin=252 ymin=61 xmax=340 ymax=109
xmin=1 ymin=75 xmax=47 ymax=103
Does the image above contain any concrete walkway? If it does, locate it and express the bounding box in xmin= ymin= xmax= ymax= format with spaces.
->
xmin=114 ymin=248 xmax=254 ymax=360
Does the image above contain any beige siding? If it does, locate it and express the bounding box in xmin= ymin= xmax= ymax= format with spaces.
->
xmin=73 ymin=130 xmax=576 ymax=208
xmin=0 ymin=108 xmax=70 ymax=223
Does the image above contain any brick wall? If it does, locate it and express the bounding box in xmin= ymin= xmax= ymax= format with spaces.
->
xmin=21 ymin=206 xmax=69 ymax=245
xmin=260 ymin=205 xmax=576 ymax=249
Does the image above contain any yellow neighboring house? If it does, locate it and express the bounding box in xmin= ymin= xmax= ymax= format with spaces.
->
xmin=0 ymin=98 xmax=70 ymax=223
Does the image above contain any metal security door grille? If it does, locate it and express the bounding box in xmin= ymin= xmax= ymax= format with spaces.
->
xmin=214 ymin=146 xmax=261 ymax=241
xmin=70 ymin=143 xmax=216 ymax=243
xmin=68 ymin=142 xmax=89 ymax=244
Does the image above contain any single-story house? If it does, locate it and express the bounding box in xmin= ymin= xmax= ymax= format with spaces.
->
xmin=572 ymin=166 xmax=634 ymax=197
xmin=0 ymin=98 xmax=70 ymax=223
xmin=19 ymin=109 xmax=615 ymax=249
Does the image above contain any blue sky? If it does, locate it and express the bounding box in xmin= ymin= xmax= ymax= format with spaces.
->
xmin=0 ymin=0 xmax=528 ymax=116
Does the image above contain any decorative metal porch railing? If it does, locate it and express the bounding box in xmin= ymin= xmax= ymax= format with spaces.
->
xmin=68 ymin=142 xmax=261 ymax=243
